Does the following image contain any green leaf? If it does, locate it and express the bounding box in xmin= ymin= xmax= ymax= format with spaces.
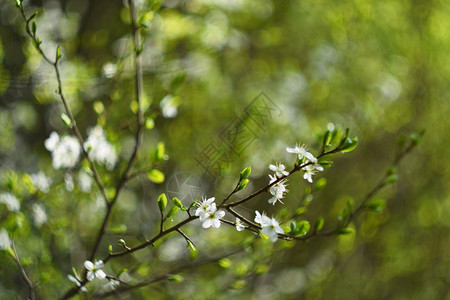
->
xmin=31 ymin=21 xmax=37 ymax=35
xmin=239 ymin=166 xmax=251 ymax=181
xmin=145 ymin=118 xmax=155 ymax=129
xmin=28 ymin=10 xmax=38 ymax=22
xmin=314 ymin=177 xmax=327 ymax=190
xmin=155 ymin=142 xmax=165 ymax=161
xmin=317 ymin=160 xmax=333 ymax=168
xmin=290 ymin=221 xmax=297 ymax=233
xmin=15 ymin=0 xmax=22 ymax=8
xmin=148 ymin=169 xmax=165 ymax=183
xmin=109 ymin=224 xmax=127 ymax=234
xmin=187 ymin=240 xmax=197 ymax=259
xmin=340 ymin=137 xmax=358 ymax=153
xmin=108 ymin=244 xmax=113 ymax=253
xmin=322 ymin=130 xmax=332 ymax=149
xmin=168 ymin=274 xmax=184 ymax=282
xmin=218 ymin=258 xmax=232 ymax=268
xmin=385 ymin=174 xmax=399 ymax=184
xmin=56 ymin=45 xmax=61 ymax=61
xmin=337 ymin=227 xmax=355 ymax=235
xmin=93 ymin=101 xmax=104 ymax=114
xmin=314 ymin=217 xmax=324 ymax=231
xmin=172 ymin=197 xmax=186 ymax=210
xmin=166 ymin=206 xmax=179 ymax=219
xmin=367 ymin=198 xmax=386 ymax=213
xmin=61 ymin=113 xmax=72 ymax=127
xmin=237 ymin=179 xmax=249 ymax=191
xmin=295 ymin=220 xmax=310 ymax=236
xmin=157 ymin=193 xmax=167 ymax=212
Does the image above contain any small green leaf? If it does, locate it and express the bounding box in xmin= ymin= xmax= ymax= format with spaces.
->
xmin=340 ymin=137 xmax=358 ymax=153
xmin=28 ymin=10 xmax=38 ymax=22
xmin=322 ymin=130 xmax=332 ymax=149
xmin=314 ymin=217 xmax=324 ymax=231
xmin=317 ymin=160 xmax=333 ymax=168
xmin=172 ymin=197 xmax=185 ymax=210
xmin=385 ymin=174 xmax=399 ymax=184
xmin=295 ymin=220 xmax=310 ymax=236
xmin=145 ymin=118 xmax=155 ymax=129
xmin=337 ymin=227 xmax=355 ymax=235
xmin=118 ymin=239 xmax=126 ymax=246
xmin=56 ymin=45 xmax=61 ymax=61
xmin=218 ymin=258 xmax=232 ymax=269
xmin=237 ymin=179 xmax=249 ymax=191
xmin=367 ymin=198 xmax=386 ymax=213
xmin=61 ymin=113 xmax=72 ymax=127
xmin=155 ymin=142 xmax=165 ymax=161
xmin=157 ymin=193 xmax=167 ymax=212
xmin=187 ymin=240 xmax=197 ymax=259
xmin=239 ymin=166 xmax=251 ymax=181
xmin=108 ymin=244 xmax=113 ymax=253
xmin=168 ymin=274 xmax=184 ymax=282
xmin=290 ymin=221 xmax=297 ymax=233
xmin=314 ymin=177 xmax=327 ymax=191
xmin=31 ymin=21 xmax=37 ymax=34
xmin=166 ymin=206 xmax=179 ymax=219
xmin=15 ymin=0 xmax=22 ymax=8
xmin=148 ymin=169 xmax=165 ymax=183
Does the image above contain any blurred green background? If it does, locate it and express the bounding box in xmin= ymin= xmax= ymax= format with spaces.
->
xmin=0 ymin=0 xmax=449 ymax=299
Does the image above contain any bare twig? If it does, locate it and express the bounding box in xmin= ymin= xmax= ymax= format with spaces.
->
xmin=11 ymin=239 xmax=36 ymax=300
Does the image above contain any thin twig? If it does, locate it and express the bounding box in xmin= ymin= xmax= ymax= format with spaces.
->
xmin=11 ymin=239 xmax=36 ymax=300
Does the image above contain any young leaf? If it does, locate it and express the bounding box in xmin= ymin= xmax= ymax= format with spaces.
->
xmin=337 ymin=227 xmax=355 ymax=235
xmin=239 ymin=166 xmax=251 ymax=181
xmin=56 ymin=45 xmax=61 ymax=61
xmin=295 ymin=220 xmax=310 ymax=236
xmin=148 ymin=169 xmax=165 ymax=183
xmin=314 ymin=217 xmax=324 ymax=231
xmin=158 ymin=193 xmax=167 ymax=212
xmin=166 ymin=206 xmax=179 ymax=219
xmin=237 ymin=179 xmax=249 ymax=191
xmin=155 ymin=142 xmax=165 ymax=161
xmin=172 ymin=197 xmax=186 ymax=210
xmin=61 ymin=113 xmax=72 ymax=127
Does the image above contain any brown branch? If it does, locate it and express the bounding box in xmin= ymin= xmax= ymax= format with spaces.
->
xmin=11 ymin=239 xmax=36 ymax=300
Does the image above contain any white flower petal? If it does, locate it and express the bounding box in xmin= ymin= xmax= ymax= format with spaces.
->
xmin=84 ymin=260 xmax=94 ymax=271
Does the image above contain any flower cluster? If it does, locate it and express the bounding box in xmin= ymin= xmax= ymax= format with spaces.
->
xmin=286 ymin=143 xmax=323 ymax=183
xmin=254 ymin=211 xmax=284 ymax=242
xmin=84 ymin=126 xmax=117 ymax=170
xmin=268 ymin=173 xmax=288 ymax=205
xmin=195 ymin=197 xmax=225 ymax=229
xmin=45 ymin=132 xmax=81 ymax=169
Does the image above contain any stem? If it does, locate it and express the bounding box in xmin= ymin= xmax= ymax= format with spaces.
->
xmin=11 ymin=239 xmax=36 ymax=300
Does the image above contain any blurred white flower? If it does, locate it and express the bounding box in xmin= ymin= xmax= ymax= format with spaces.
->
xmin=102 ymin=62 xmax=117 ymax=78
xmin=67 ymin=274 xmax=88 ymax=292
xmin=0 ymin=192 xmax=20 ymax=212
xmin=65 ymin=173 xmax=74 ymax=191
xmin=160 ymin=95 xmax=178 ymax=118
xmin=45 ymin=132 xmax=81 ymax=169
xmin=31 ymin=172 xmax=52 ymax=193
xmin=78 ymin=170 xmax=93 ymax=193
xmin=84 ymin=126 xmax=117 ymax=170
xmin=32 ymin=203 xmax=47 ymax=227
xmin=0 ymin=228 xmax=12 ymax=250
xmin=84 ymin=260 xmax=106 ymax=281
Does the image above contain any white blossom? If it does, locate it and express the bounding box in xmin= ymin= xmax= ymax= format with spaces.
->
xmin=235 ymin=218 xmax=246 ymax=231
xmin=269 ymin=163 xmax=289 ymax=177
xmin=201 ymin=206 xmax=225 ymax=229
xmin=31 ymin=172 xmax=52 ymax=193
xmin=0 ymin=192 xmax=20 ymax=212
xmin=268 ymin=174 xmax=288 ymax=205
xmin=84 ymin=260 xmax=106 ymax=281
xmin=261 ymin=217 xmax=284 ymax=242
xmin=67 ymin=274 xmax=88 ymax=292
xmin=286 ymin=143 xmax=316 ymax=163
xmin=45 ymin=132 xmax=81 ymax=169
xmin=303 ymin=164 xmax=324 ymax=183
xmin=195 ymin=197 xmax=216 ymax=221
xmin=0 ymin=228 xmax=12 ymax=250
xmin=84 ymin=126 xmax=117 ymax=170
xmin=254 ymin=211 xmax=284 ymax=242
xmin=32 ymin=203 xmax=47 ymax=227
